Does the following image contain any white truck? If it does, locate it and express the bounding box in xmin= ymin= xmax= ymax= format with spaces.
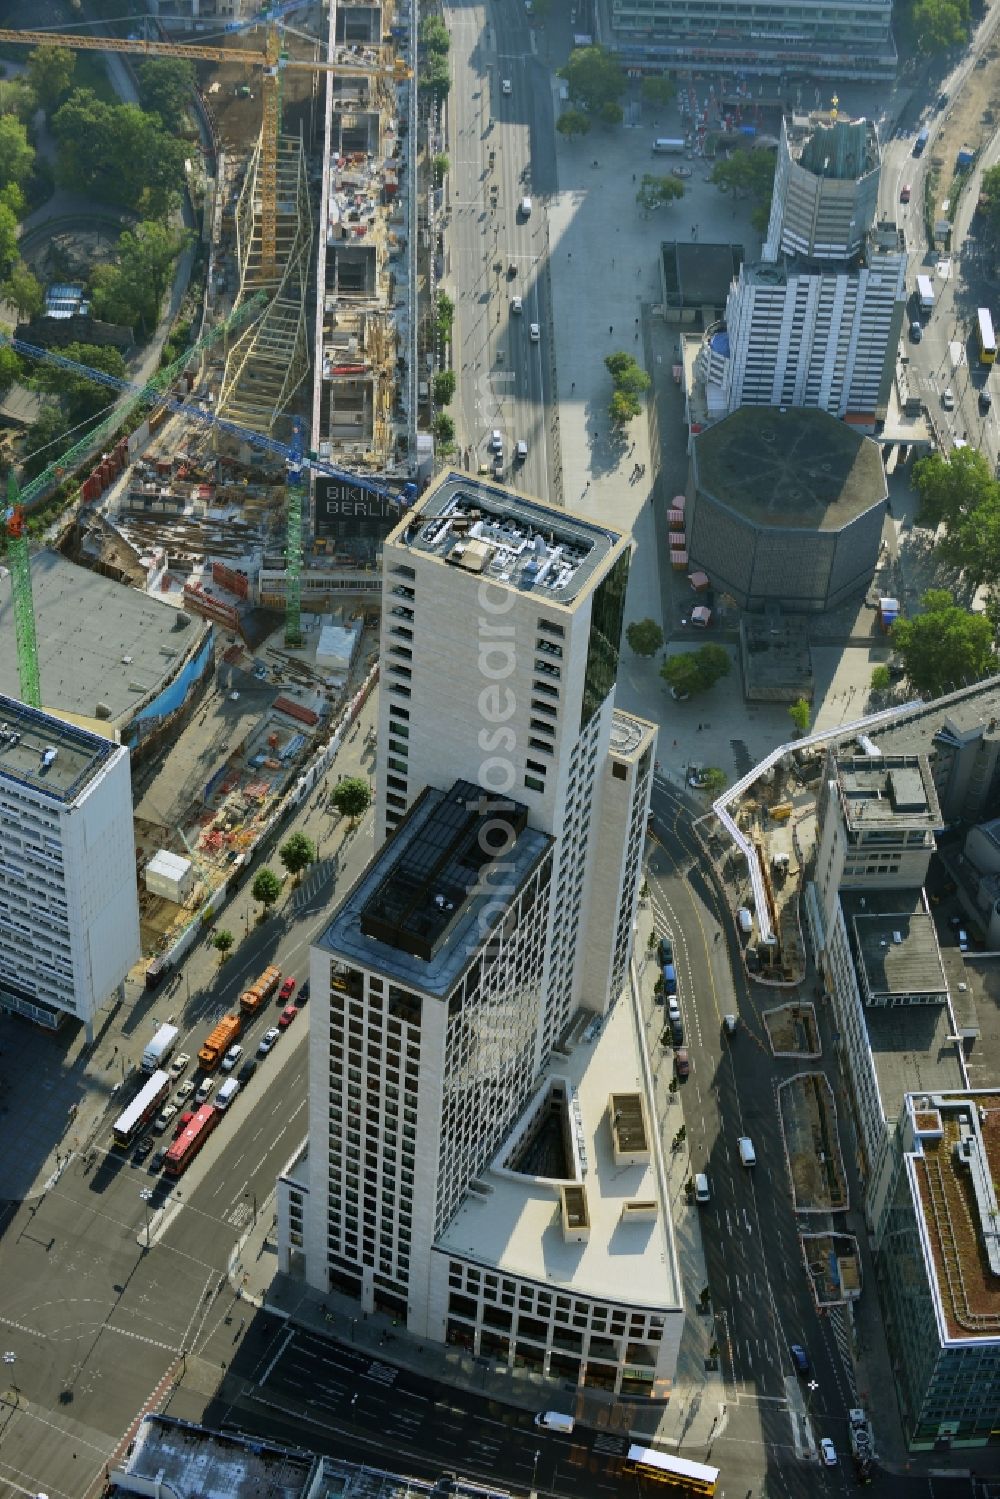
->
xmin=141 ymin=1022 xmax=179 ymax=1074
xmin=916 ymin=274 xmax=935 ymax=314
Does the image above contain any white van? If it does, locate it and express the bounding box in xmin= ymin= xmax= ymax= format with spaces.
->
xmin=738 ymin=1136 xmax=756 ymax=1167
xmin=737 ymin=907 xmax=753 ymax=936
xmin=215 ymin=1077 xmax=241 ymax=1111
xmin=534 ymin=1411 xmax=575 ymax=1433
xmin=694 ymin=1173 xmax=711 ymax=1203
xmin=520 ymin=196 xmax=533 ymax=217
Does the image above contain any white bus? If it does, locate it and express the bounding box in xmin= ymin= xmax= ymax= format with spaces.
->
xmin=112 ymin=1070 xmax=171 ymax=1148
xmin=625 ymin=1445 xmax=719 ymax=1495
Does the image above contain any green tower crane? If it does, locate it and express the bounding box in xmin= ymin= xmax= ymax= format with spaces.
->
xmin=4 ymin=473 xmax=41 ymax=709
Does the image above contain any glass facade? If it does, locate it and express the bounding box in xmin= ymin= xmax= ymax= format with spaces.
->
xmin=581 ymin=551 xmax=629 ymax=730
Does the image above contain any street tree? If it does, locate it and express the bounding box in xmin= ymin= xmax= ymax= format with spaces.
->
xmin=979 ymin=163 xmax=1000 ymax=239
xmin=0 ymin=115 xmax=35 ymax=191
xmin=892 ymin=589 xmax=995 ymax=695
xmin=136 ymin=58 xmax=196 ymax=131
xmin=636 ymin=173 xmax=684 ymax=212
xmin=606 ymin=351 xmax=651 ymax=395
xmin=432 ymin=153 xmax=450 ymax=186
xmin=626 ymin=618 xmax=665 ymax=656
xmin=870 ymin=665 xmax=892 ymax=691
xmin=599 ymin=101 xmax=624 ymax=126
xmin=911 ymin=444 xmax=996 ymax=527
xmin=331 ymin=776 xmax=372 ymax=824
xmin=788 ymin=697 xmax=811 ymax=735
xmin=701 ymin=767 xmax=728 ymax=795
xmin=556 ymin=108 xmax=591 ymax=140
xmin=419 ymin=16 xmax=451 ymax=102
xmin=610 ymin=388 xmax=641 ymax=426
xmin=558 ymin=45 xmax=625 ymax=114
xmin=710 ymin=146 xmax=776 ymax=229
xmin=31 ymin=341 xmax=128 ymax=424
xmin=279 ymin=831 xmax=317 ymax=882
xmin=660 ymin=653 xmax=705 ymax=697
xmin=213 ymin=928 xmax=235 ymax=959
xmin=433 ymin=411 xmax=456 ymax=447
xmin=640 ymin=76 xmax=676 ymax=109
xmin=252 ymin=867 xmax=283 ymax=915
xmin=433 ymin=370 xmax=456 ymax=405
xmin=912 ymin=0 xmax=969 ymax=50
xmin=1 ymin=261 xmax=43 ymax=319
xmin=26 ymin=46 xmax=75 ymax=114
xmin=419 ymin=16 xmax=451 ymax=53
xmin=0 ymin=201 xmax=17 ymax=276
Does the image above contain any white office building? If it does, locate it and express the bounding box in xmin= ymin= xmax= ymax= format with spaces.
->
xmin=279 ymin=478 xmax=676 ymax=1398
xmin=0 ymin=695 xmax=140 ymax=1037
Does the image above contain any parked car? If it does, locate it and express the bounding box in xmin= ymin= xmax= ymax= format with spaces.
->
xmin=152 ymin=1103 xmax=178 ymax=1135
xmin=674 ymin=1047 xmax=690 ymax=1078
xmin=279 ymin=976 xmax=296 ymax=1003
xmin=502 ymin=77 xmax=512 ymax=94
xmin=663 ymin=962 xmax=678 ymax=996
xmin=790 ymin=1343 xmax=811 ymax=1375
xmin=169 ymin=1052 xmax=191 ymax=1080
xmin=670 ymin=1015 xmax=684 ymax=1046
xmin=659 ymin=935 xmax=673 ymax=964
xmin=195 ymin=1077 xmax=214 ymax=1105
xmin=909 ymin=320 xmax=923 ymax=342
xmin=820 ymin=1438 xmax=838 ymax=1467
xmin=174 ymin=1080 xmax=195 ymax=1106
xmin=278 ymin=1004 xmax=299 ymax=1029
xmin=980 ymin=387 xmax=992 ymax=413
xmin=667 ymin=995 xmax=681 ymax=1023
xmin=221 ymin=1043 xmax=243 ymax=1072
xmin=297 ymin=980 xmax=310 ymax=1004
xmin=258 ymin=1027 xmax=281 ymax=1056
xmin=133 ymin=1134 xmax=155 ymax=1164
xmin=511 ymin=295 xmax=523 ymax=314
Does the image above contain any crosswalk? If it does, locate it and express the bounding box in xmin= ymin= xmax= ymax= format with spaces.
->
xmin=827 ymin=1306 xmax=858 ymax=1403
xmin=592 ymin=1434 xmax=627 ymax=1456
xmin=364 ymin=1358 xmax=398 ymax=1387
xmin=291 ymin=857 xmax=337 ymax=911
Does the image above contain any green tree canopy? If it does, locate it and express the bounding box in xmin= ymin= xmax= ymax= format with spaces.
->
xmin=870 ymin=665 xmax=892 ymax=691
xmin=136 ymin=58 xmax=196 ymax=131
xmin=419 ymin=16 xmax=450 ymax=100
xmin=788 ymin=697 xmax=811 ymax=734
xmin=911 ymin=445 xmax=996 ymax=527
xmin=0 ymin=115 xmax=34 ymax=192
xmin=556 ymin=108 xmax=592 ymax=140
xmin=605 ymin=350 xmax=651 ymax=395
xmin=640 ymin=76 xmax=676 ymax=109
xmin=558 ymin=45 xmax=625 ymax=113
xmin=433 ymin=369 xmax=455 ymax=405
xmin=31 ymin=341 xmax=128 ymax=425
xmin=979 ymin=163 xmax=1000 ymax=239
xmin=0 ymin=79 xmax=38 ymax=128
xmin=912 ymin=0 xmax=969 ymax=51
xmin=636 ymin=173 xmax=685 ymax=212
xmin=432 ymin=411 xmax=455 ymax=446
xmin=0 ymin=201 xmax=18 ymax=277
xmin=21 ymin=403 xmax=67 ymax=480
xmin=710 ymin=146 xmax=776 ymax=229
xmin=626 ymin=618 xmax=664 ymax=656
xmin=90 ymin=220 xmax=188 ymax=335
xmin=660 ymin=644 xmax=731 ymax=695
xmin=279 ymin=831 xmax=317 ymax=881
xmin=2 ymin=262 xmax=44 ymax=320
xmin=213 ymin=928 xmax=235 ymax=957
xmin=52 ymin=91 xmax=187 ymax=219
xmin=252 ymin=867 xmax=283 ymax=912
xmin=891 ymin=589 xmax=995 ymax=695
xmin=0 ymin=344 xmax=21 ymax=398
xmin=26 ymin=46 xmax=75 ymax=114
xmin=419 ymin=16 xmax=451 ymax=53
xmin=331 ymin=775 xmax=372 ymax=823
xmin=610 ymin=388 xmax=641 ymax=426
xmin=701 ymin=767 xmax=727 ymax=795
xmin=599 ymin=101 xmax=624 ymax=126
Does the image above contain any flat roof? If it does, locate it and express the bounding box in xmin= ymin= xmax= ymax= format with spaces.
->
xmin=844 ymin=889 xmax=948 ymax=1002
xmin=835 ymin=755 xmax=941 ymax=828
xmin=321 ymin=781 xmax=552 ymax=995
xmin=661 ymin=241 xmax=744 ymax=308
xmin=693 ymin=406 xmax=887 ymax=531
xmin=907 ymin=1091 xmax=1000 ymax=1342
xmin=388 ymin=473 xmax=624 ymax=606
xmin=0 ymin=694 xmax=118 ymax=804
xmin=437 ymin=996 xmax=680 ymax=1310
xmin=120 ymin=1415 xmax=315 ymax=1499
xmin=0 ymin=550 xmax=205 ymax=728
xmin=609 ymin=708 xmax=655 ymax=759
xmin=873 ymin=677 xmax=1000 ymax=759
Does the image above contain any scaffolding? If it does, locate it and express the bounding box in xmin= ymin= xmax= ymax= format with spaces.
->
xmin=220 ymin=129 xmax=313 ymax=432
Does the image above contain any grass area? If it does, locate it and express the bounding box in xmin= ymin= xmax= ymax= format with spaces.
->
xmin=69 ymin=51 xmax=118 ymax=105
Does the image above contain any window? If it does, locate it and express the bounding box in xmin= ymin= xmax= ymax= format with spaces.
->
xmin=538 ymin=618 xmax=565 ymax=637
xmin=525 ymin=774 xmax=545 ymax=793
xmin=612 ymin=762 xmax=627 ymax=780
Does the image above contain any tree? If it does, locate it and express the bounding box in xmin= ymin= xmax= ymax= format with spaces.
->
xmin=606 ymin=351 xmax=651 ymax=396
xmin=871 ymin=665 xmax=892 ymax=691
xmin=558 ymin=45 xmax=625 ymax=114
xmin=788 ymin=697 xmax=811 ymax=735
xmin=979 ymin=163 xmax=1000 ymax=240
xmin=21 ymin=403 xmax=67 ymax=480
xmin=419 ymin=16 xmax=451 ymax=102
xmin=701 ymin=767 xmax=727 ymax=795
xmin=432 ymin=412 xmax=455 ymax=447
xmin=433 ymin=370 xmax=456 ymax=405
xmin=626 ymin=618 xmax=664 ymax=656
xmin=710 ymin=146 xmax=777 ymax=229
xmin=0 ymin=344 xmax=20 ymax=397
xmin=0 ymin=116 xmax=34 ymax=191
xmin=279 ymin=831 xmax=317 ymax=882
xmin=636 ymin=173 xmax=685 ymax=212
xmin=0 ymin=79 xmax=38 ymax=128
xmin=2 ymin=261 xmax=44 ymax=320
xmin=213 ymin=928 xmax=235 ymax=959
xmin=331 ymin=776 xmax=372 ymax=824
xmin=432 ymin=153 xmax=450 ymax=187
xmin=31 ymin=341 xmax=128 ymax=424
xmin=911 ymin=444 xmax=996 ymax=528
xmin=891 ymin=589 xmax=995 ymax=695
xmin=660 ymin=644 xmax=730 ymax=696
xmin=252 ymin=867 xmax=283 ymax=914
xmin=0 ymin=201 xmax=17 ymax=276
xmin=599 ymin=101 xmax=624 ymax=126
xmin=435 ymin=289 xmax=454 ymax=340
xmin=90 ymin=220 xmax=188 ymax=334
xmin=136 ymin=58 xmax=196 ymax=131
xmin=419 ymin=15 xmax=451 ymax=54
xmin=556 ymin=109 xmax=591 ymax=140
xmin=26 ymin=46 xmax=75 ymax=114
xmin=52 ymin=91 xmax=187 ymax=219
xmin=610 ymin=389 xmax=641 ymax=426
xmin=694 ymin=643 xmax=731 ymax=688
xmin=912 ymin=0 xmax=968 ymax=50
xmin=640 ymin=76 xmax=676 ymax=109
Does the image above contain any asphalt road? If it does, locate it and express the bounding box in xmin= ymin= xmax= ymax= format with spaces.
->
xmin=449 ymin=0 xmax=555 ymax=498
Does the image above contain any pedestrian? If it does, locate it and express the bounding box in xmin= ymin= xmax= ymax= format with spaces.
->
xmin=611 ymin=257 xmax=615 ymax=269
xmin=568 ymin=251 xmax=572 ymax=259
xmin=571 ymin=381 xmax=575 ymax=391
xmin=632 ymin=174 xmax=636 ymax=182
xmin=672 ymin=739 xmax=678 ymax=748
xmin=609 ymin=324 xmax=614 ymax=334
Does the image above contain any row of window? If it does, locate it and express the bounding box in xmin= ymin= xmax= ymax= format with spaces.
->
xmin=446 ymin=1259 xmax=666 ymax=1337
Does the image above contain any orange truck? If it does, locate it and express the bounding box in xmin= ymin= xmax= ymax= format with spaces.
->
xmin=198 ymin=1013 xmax=243 ymax=1071
xmin=239 ymin=964 xmax=281 ymax=1016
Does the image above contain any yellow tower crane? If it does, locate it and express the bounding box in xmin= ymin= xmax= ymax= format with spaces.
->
xmin=0 ymin=25 xmax=410 ymax=280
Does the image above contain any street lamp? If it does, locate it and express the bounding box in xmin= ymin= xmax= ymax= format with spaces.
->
xmin=139 ymin=1189 xmax=154 ymax=1248
xmin=532 ymin=1449 xmax=541 ymax=1491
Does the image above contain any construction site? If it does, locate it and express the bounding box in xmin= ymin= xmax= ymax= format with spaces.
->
xmin=0 ymin=0 xmax=420 ymax=967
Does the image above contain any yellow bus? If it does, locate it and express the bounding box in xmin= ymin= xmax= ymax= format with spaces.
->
xmin=625 ymin=1444 xmax=719 ymax=1495
xmin=976 ymin=307 xmax=996 ymax=365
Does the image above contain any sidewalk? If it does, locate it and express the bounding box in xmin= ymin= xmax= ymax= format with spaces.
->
xmin=224 ymin=903 xmax=725 ymax=1457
